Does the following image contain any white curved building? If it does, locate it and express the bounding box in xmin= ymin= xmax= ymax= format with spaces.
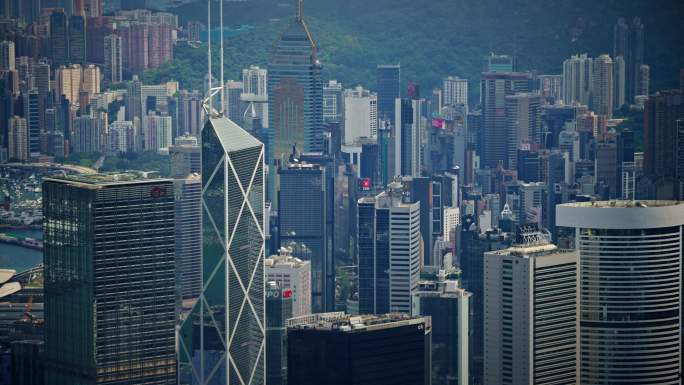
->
xmin=557 ymin=201 xmax=684 ymax=385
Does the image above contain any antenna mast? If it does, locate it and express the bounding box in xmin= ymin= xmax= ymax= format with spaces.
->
xmin=219 ymin=0 xmax=225 ymax=114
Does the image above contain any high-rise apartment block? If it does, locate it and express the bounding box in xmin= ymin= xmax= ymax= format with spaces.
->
xmin=484 ymin=227 xmax=578 ymax=385
xmin=7 ymin=116 xmax=28 ymax=161
xmin=104 ymin=34 xmax=122 ymax=85
xmin=287 ymin=313 xmax=432 ymax=385
xmin=591 ymin=54 xmax=614 ymax=118
xmin=264 ymin=246 xmax=312 ymax=317
xmin=562 ymin=53 xmax=593 ymax=106
xmin=558 ymin=201 xmax=684 ymax=385
xmin=43 ymin=173 xmax=177 ymax=384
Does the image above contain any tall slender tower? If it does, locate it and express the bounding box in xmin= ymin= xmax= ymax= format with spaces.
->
xmin=179 ymin=117 xmax=266 ymax=385
xmin=267 ymin=0 xmax=322 ymax=201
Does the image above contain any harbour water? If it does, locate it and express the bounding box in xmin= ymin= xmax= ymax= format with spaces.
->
xmin=0 ymin=229 xmax=43 ymax=273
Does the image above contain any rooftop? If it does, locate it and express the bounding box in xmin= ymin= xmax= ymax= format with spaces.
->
xmin=560 ymin=200 xmax=683 ymax=209
xmin=43 ymin=171 xmax=170 ymax=188
xmin=287 ymin=312 xmax=430 ymax=333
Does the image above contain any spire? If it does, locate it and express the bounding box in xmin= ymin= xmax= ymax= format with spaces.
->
xmin=296 ymin=0 xmax=303 ymax=22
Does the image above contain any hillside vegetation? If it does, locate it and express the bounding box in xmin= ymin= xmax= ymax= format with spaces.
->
xmin=144 ymin=0 xmax=684 ymax=99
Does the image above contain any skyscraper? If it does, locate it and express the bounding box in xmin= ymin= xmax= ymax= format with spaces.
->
xmin=322 ymin=79 xmax=344 ymax=124
xmin=179 ymin=117 xmax=265 ymax=385
xmin=278 ymin=161 xmax=333 ymax=313
xmin=643 ymin=90 xmax=684 ymax=199
xmin=82 ymin=64 xmax=100 ymax=96
xmin=562 ymin=53 xmax=593 ymax=106
xmin=287 ymin=313 xmax=432 ymax=385
xmin=484 ymin=52 xmax=514 ymax=72
xmin=267 ymin=0 xmax=323 ymax=169
xmin=174 ymin=173 xmax=202 ymax=300
xmin=412 ymin=272 xmax=471 ymax=385
xmin=377 ymin=64 xmax=401 ymax=121
xmin=169 ymin=135 xmax=201 ymax=178
xmin=264 ymin=246 xmax=312 ymax=317
xmin=7 ymin=116 xmax=28 ymax=161
xmin=55 ymin=64 xmax=82 ymax=104
xmin=484 ymin=227 xmax=578 ymax=385
xmin=504 ymin=92 xmax=541 ymax=169
xmin=69 ymin=15 xmax=87 ymax=64
xmin=104 ymin=34 xmax=122 ymax=85
xmin=23 ymin=89 xmax=40 ymax=155
xmin=224 ymin=80 xmax=245 ymax=125
xmin=126 ymin=75 xmax=143 ymax=123
xmin=613 ymin=17 xmax=645 ymax=104
xmin=357 ymin=183 xmax=421 ymax=314
xmin=557 ymin=201 xmax=684 ymax=385
xmin=480 ymin=72 xmax=531 ymax=169
xmin=43 ymin=173 xmax=177 ymax=384
xmin=591 ymin=54 xmax=614 ymax=118
xmin=242 ymin=65 xmax=269 ymax=128
xmin=265 ymin=281 xmax=293 ymax=385
xmin=343 ymin=85 xmax=377 ymax=144
xmin=443 ymin=76 xmax=468 ymax=110
xmin=395 ymin=98 xmax=423 ymax=176
xmin=73 ymin=114 xmax=103 ymax=153
xmin=50 ymin=10 xmax=69 ymax=66
xmin=0 ymin=41 xmax=15 ymax=71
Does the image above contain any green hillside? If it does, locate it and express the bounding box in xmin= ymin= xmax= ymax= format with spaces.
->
xmin=145 ymin=0 xmax=684 ymax=99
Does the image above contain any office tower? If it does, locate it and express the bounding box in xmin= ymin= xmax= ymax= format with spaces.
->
xmin=73 ymin=115 xmax=102 ymax=153
xmin=174 ymin=174 xmax=201 ymax=300
xmin=484 ymin=53 xmax=514 ymax=72
xmin=84 ymin=0 xmax=102 ymax=17
xmin=0 ymin=41 xmax=14 ymax=71
xmin=268 ymin=0 xmax=323 ymax=169
xmin=265 ymin=282 xmax=293 ymax=385
xmin=23 ymin=89 xmax=40 ymax=155
xmin=541 ymin=104 xmax=582 ymax=149
xmin=562 ymin=53 xmax=593 ymax=106
xmin=43 ymin=173 xmax=176 ymax=384
xmin=69 ymin=15 xmax=86 ymax=64
xmin=242 ymin=65 xmax=269 ymax=128
xmin=591 ymin=54 xmax=614 ymax=117
xmin=178 ymin=117 xmax=265 ymax=385
xmin=557 ymin=201 xmax=684 ymax=385
xmin=402 ymin=176 xmax=434 ymax=265
xmin=613 ymin=17 xmax=645 ymax=103
xmin=287 ymin=313 xmax=432 ymax=385
xmin=143 ymin=113 xmax=172 ymax=152
xmin=484 ymin=227 xmax=578 ymax=385
xmin=412 ymin=273 xmax=470 ymax=385
xmin=264 ymin=246 xmax=312 ymax=317
xmin=126 ymin=75 xmax=143 ymax=122
xmin=323 ymin=79 xmax=344 ymax=124
xmin=147 ymin=24 xmax=173 ymax=69
xmin=638 ymin=64 xmax=650 ymax=96
xmin=480 ymin=72 xmax=531 ymax=169
xmin=643 ymin=90 xmax=684 ymax=199
xmin=8 ymin=116 xmax=28 ymax=161
xmin=50 ymin=10 xmax=69 ymax=66
xmin=357 ymin=184 xmax=421 ymax=314
xmin=178 ymin=90 xmax=202 ymax=136
xmin=505 ymin=93 xmax=541 ymax=169
xmin=395 ymin=98 xmax=423 ymax=176
xmin=343 ymin=86 xmax=377 ymax=144
xmin=224 ymin=80 xmax=245 ymax=124
xmin=55 ymin=64 xmax=82 ymax=104
xmin=594 ymin=140 xmax=618 ymax=199
xmin=443 ymin=76 xmax=468 ymax=110
xmin=278 ymin=161 xmax=332 ymax=313
xmin=103 ymin=34 xmax=122 ymax=85
xmin=517 ymin=148 xmax=541 ymax=182
xmin=169 ymin=135 xmax=200 ymax=178
xmin=431 ymin=173 xmax=458 ymax=241
xmin=377 ymin=64 xmax=401 ymax=121
xmin=536 ymin=74 xmax=562 ymax=104
xmin=82 ymin=65 xmax=100 ymax=96
xmin=545 ymin=150 xmax=567 ymax=241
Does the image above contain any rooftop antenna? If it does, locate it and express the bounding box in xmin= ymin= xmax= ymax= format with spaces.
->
xmin=219 ymin=0 xmax=225 ymax=114
xmin=296 ymin=0 xmax=303 ymax=22
xmin=202 ymin=0 xmax=224 ymax=118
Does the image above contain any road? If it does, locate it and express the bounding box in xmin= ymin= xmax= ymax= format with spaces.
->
xmin=4 ymin=162 xmax=97 ymax=175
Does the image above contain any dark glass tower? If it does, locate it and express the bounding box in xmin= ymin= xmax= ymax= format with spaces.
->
xmin=49 ymin=10 xmax=68 ymax=66
xmin=265 ymin=282 xmax=293 ymax=385
xmin=179 ymin=117 xmax=266 ymax=385
xmin=43 ymin=173 xmax=177 ymax=385
xmin=69 ymin=15 xmax=86 ymax=64
xmin=267 ymin=0 xmax=323 ymax=202
xmin=377 ymin=64 xmax=401 ymax=122
xmin=278 ymin=161 xmax=333 ymax=312
xmin=287 ymin=313 xmax=432 ymax=385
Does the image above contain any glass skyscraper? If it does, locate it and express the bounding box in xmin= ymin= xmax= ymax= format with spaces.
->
xmin=377 ymin=64 xmax=401 ymax=122
xmin=43 ymin=173 xmax=177 ymax=385
xmin=179 ymin=117 xmax=266 ymax=385
xmin=267 ymin=0 xmax=323 ymax=202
